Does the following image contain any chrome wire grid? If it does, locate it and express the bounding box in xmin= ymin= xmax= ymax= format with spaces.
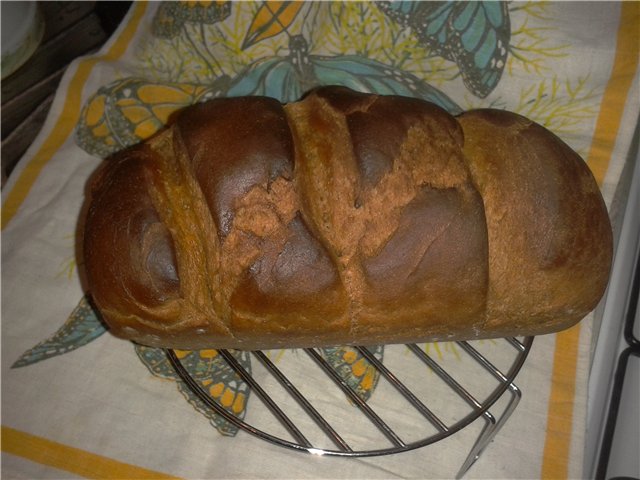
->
xmin=166 ymin=336 xmax=532 ymax=478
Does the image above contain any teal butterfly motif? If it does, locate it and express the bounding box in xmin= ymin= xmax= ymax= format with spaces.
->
xmin=319 ymin=346 xmax=384 ymax=403
xmin=12 ymin=295 xmax=107 ymax=368
xmin=13 ymin=296 xmax=387 ymax=435
xmin=136 ymin=346 xmax=251 ymax=436
xmin=12 ymin=294 xmax=250 ymax=436
xmin=227 ymin=34 xmax=461 ymax=113
xmin=377 ymin=1 xmax=510 ymax=98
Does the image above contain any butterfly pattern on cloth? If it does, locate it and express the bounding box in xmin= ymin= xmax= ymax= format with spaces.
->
xmin=12 ymin=296 xmax=107 ymax=368
xmin=75 ymin=77 xmax=230 ymax=158
xmin=152 ymin=0 xmax=232 ymax=39
xmin=135 ymin=346 xmax=251 ymax=436
xmin=15 ymin=0 xmax=517 ymax=437
xmin=376 ymin=1 xmax=510 ymax=98
xmin=226 ymin=33 xmax=462 ymax=110
xmin=12 ymin=296 xmax=384 ymax=436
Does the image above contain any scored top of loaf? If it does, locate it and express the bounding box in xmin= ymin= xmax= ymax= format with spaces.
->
xmin=83 ymin=86 xmax=612 ymax=349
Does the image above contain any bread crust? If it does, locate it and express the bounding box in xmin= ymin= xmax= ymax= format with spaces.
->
xmin=458 ymin=109 xmax=613 ymax=337
xmin=83 ymin=86 xmax=612 ymax=349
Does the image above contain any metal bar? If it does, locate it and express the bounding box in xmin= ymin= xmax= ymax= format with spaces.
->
xmin=166 ymin=349 xmax=322 ymax=454
xmin=406 ymin=344 xmax=487 ymax=412
xmin=166 ymin=336 xmax=532 ymax=462
xmin=356 ymin=346 xmax=448 ymax=433
xmin=506 ymin=337 xmax=526 ymax=352
xmin=456 ymin=382 xmax=522 ymax=478
xmin=457 ymin=341 xmax=509 ymax=383
xmin=305 ymin=348 xmax=407 ymax=448
xmin=454 ymin=414 xmax=497 ymax=480
xmin=218 ymin=349 xmax=312 ymax=448
xmin=407 ymin=342 xmax=501 ymax=476
xmin=166 ymin=350 xmax=274 ymax=437
xmin=252 ymin=350 xmax=353 ymax=452
xmin=453 ymin=341 xmax=525 ymax=478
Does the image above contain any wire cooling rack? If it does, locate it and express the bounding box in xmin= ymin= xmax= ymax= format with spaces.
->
xmin=166 ymin=336 xmax=533 ymax=478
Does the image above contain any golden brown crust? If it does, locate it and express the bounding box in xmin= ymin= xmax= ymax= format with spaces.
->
xmin=458 ymin=109 xmax=613 ymax=336
xmin=83 ymin=87 xmax=612 ymax=349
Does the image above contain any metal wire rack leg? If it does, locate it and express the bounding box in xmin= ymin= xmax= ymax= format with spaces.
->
xmin=165 ymin=336 xmax=532 ymax=477
xmin=454 ymin=341 xmax=524 ymax=477
xmin=458 ymin=412 xmax=498 ymax=478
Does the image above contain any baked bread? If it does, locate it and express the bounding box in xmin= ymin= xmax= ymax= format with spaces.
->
xmin=82 ymin=86 xmax=612 ymax=350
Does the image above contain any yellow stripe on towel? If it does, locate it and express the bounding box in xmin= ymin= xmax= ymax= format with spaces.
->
xmin=541 ymin=2 xmax=640 ymax=478
xmin=586 ymin=1 xmax=640 ymax=187
xmin=2 ymin=426 xmax=180 ymax=480
xmin=1 ymin=2 xmax=148 ymax=230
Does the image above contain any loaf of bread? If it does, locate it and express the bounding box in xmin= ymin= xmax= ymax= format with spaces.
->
xmin=83 ymin=86 xmax=612 ymax=350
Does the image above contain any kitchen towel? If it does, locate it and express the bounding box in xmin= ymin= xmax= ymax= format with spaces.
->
xmin=3 ymin=2 xmax=639 ymax=478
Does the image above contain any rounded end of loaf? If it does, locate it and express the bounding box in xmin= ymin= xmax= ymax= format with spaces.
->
xmin=457 ymin=108 xmax=613 ymax=336
xmin=83 ymin=144 xmax=182 ymax=323
xmin=83 ymin=130 xmax=235 ymax=349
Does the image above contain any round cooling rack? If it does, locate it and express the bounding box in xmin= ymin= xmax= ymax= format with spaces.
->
xmin=166 ymin=336 xmax=533 ymax=478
